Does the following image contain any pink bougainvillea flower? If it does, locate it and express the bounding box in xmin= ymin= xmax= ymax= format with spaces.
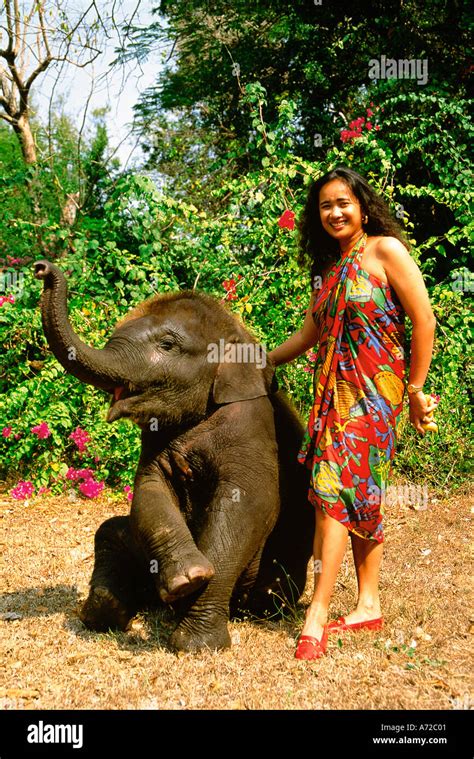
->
xmin=123 ymin=486 xmax=134 ymax=501
xmin=31 ymin=422 xmax=51 ymax=439
xmin=278 ymin=210 xmax=295 ymax=230
xmin=69 ymin=427 xmax=90 ymax=452
xmin=77 ymin=468 xmax=95 ymax=480
xmin=38 ymin=486 xmax=50 ymax=495
xmin=2 ymin=426 xmax=12 ymax=437
xmin=66 ymin=467 xmax=94 ymax=482
xmin=366 ymin=122 xmax=373 ymax=131
xmin=306 ymin=351 xmax=318 ymax=363
xmin=7 ymin=294 xmax=15 ymax=303
xmin=367 ymin=108 xmax=374 ymax=117
xmin=79 ymin=478 xmax=104 ymax=499
xmin=11 ymin=480 xmax=35 ymax=500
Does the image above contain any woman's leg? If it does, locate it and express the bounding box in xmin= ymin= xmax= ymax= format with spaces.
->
xmin=300 ymin=506 xmax=348 ymax=640
xmin=343 ymin=532 xmax=383 ymax=623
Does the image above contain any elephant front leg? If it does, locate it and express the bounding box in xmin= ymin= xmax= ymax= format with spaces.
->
xmin=80 ymin=516 xmax=155 ymax=632
xmin=169 ymin=479 xmax=279 ymax=652
xmin=131 ymin=474 xmax=215 ymax=604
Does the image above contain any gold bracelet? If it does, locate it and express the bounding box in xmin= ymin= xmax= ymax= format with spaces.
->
xmin=407 ymin=383 xmax=424 ymax=395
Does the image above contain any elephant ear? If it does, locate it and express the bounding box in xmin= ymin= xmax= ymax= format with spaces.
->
xmin=212 ymin=335 xmax=278 ymax=404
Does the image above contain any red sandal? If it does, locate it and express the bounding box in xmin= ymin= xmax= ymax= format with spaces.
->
xmin=327 ymin=616 xmax=383 ymax=632
xmin=295 ymin=626 xmax=329 ymax=660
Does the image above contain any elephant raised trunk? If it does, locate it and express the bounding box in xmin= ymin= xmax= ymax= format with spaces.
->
xmin=34 ymin=260 xmax=126 ymax=392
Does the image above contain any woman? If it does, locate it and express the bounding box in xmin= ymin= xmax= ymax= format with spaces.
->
xmin=267 ymin=166 xmax=437 ymax=661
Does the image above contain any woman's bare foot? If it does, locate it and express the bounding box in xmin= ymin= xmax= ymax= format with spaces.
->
xmin=299 ymin=606 xmax=327 ymax=641
xmin=340 ymin=599 xmax=381 ymax=625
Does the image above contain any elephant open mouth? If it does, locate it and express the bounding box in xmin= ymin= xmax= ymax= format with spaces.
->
xmin=107 ymin=384 xmax=142 ymax=423
xmin=113 ymin=385 xmax=128 ymax=403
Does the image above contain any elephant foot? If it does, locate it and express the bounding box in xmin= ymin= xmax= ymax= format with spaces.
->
xmin=79 ymin=586 xmax=134 ymax=632
xmin=169 ymin=618 xmax=231 ymax=652
xmin=158 ymin=551 xmax=215 ymax=604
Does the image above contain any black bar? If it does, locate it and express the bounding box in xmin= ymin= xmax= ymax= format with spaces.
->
xmin=0 ymin=709 xmax=470 ymax=757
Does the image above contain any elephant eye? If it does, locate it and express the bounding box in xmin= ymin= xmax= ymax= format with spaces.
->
xmin=159 ymin=339 xmax=175 ymax=351
xmin=158 ymin=334 xmax=180 ymax=351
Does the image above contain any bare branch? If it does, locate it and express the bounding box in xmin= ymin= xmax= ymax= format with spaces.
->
xmin=0 ymin=93 xmax=13 ymax=118
xmin=24 ymin=53 xmax=52 ymax=95
xmin=13 ymin=0 xmax=20 ymax=51
xmin=36 ymin=1 xmax=52 ymax=59
xmin=4 ymin=0 xmax=14 ymax=56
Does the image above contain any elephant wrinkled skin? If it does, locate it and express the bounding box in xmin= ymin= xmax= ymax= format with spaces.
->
xmin=34 ymin=259 xmax=313 ymax=652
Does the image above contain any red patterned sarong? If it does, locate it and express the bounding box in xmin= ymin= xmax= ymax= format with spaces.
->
xmin=298 ymin=233 xmax=406 ymax=542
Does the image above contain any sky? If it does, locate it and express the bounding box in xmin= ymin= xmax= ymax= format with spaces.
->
xmin=35 ymin=1 xmax=164 ymax=167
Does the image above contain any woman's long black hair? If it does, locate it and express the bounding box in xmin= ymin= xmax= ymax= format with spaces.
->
xmin=297 ymin=166 xmax=410 ymax=289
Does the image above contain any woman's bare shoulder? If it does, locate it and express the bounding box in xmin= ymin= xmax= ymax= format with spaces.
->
xmin=374 ymin=235 xmax=410 ymax=257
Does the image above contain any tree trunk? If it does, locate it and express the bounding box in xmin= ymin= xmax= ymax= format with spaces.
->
xmin=13 ymin=114 xmax=37 ymax=165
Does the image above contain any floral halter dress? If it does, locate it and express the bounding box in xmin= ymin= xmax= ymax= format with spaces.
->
xmin=297 ymin=233 xmax=406 ymax=543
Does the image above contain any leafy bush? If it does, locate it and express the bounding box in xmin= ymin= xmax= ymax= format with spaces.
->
xmin=0 ymin=83 xmax=472 ymax=496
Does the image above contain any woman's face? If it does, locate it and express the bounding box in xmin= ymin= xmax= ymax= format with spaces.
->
xmin=318 ymin=179 xmax=364 ymax=244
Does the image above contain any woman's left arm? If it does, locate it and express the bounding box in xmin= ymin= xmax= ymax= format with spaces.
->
xmin=377 ymin=237 xmax=437 ymax=434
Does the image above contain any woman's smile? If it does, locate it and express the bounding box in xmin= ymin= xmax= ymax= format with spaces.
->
xmin=319 ymin=179 xmax=365 ymax=248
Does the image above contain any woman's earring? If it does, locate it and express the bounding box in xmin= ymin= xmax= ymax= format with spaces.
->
xmin=363 ymin=215 xmax=368 ymax=224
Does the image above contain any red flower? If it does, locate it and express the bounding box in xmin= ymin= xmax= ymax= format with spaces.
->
xmin=278 ymin=210 xmax=295 ymax=230
xmin=366 ymin=122 xmax=373 ymax=131
xmin=2 ymin=426 xmax=12 ymax=437
xmin=222 ymin=274 xmax=242 ymax=301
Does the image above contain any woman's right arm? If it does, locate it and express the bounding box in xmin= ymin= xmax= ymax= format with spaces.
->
xmin=267 ymin=292 xmax=320 ymax=367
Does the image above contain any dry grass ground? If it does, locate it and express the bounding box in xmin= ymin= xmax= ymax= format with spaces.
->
xmin=1 ymin=481 xmax=472 ymax=711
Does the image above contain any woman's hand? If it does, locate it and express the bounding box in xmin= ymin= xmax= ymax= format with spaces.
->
xmin=408 ymin=392 xmax=438 ymax=434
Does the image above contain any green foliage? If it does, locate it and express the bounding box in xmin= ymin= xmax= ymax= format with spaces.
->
xmin=396 ymin=279 xmax=473 ymax=486
xmin=0 ymin=74 xmax=472 ymax=497
xmin=125 ymin=0 xmax=471 ymax=200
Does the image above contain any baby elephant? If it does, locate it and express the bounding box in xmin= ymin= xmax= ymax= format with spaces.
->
xmin=34 ymin=260 xmax=313 ymax=652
